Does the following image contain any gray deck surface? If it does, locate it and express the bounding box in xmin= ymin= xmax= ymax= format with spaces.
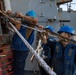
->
xmin=24 ymin=71 xmax=41 ymax=75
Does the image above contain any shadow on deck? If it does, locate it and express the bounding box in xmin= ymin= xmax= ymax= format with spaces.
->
xmin=24 ymin=71 xmax=41 ymax=75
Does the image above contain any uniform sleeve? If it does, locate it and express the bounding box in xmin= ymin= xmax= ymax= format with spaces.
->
xmin=46 ymin=39 xmax=56 ymax=47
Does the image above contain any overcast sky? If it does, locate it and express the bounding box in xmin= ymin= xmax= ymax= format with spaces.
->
xmin=60 ymin=0 xmax=76 ymax=10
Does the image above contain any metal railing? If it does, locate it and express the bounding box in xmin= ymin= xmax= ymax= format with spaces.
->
xmin=60 ymin=2 xmax=76 ymax=11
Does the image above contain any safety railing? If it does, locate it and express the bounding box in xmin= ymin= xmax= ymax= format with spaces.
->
xmin=0 ymin=45 xmax=13 ymax=75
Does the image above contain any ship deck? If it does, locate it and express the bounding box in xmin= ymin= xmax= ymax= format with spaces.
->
xmin=24 ymin=71 xmax=41 ymax=75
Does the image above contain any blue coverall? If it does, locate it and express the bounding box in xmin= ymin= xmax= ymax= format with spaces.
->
xmin=12 ymin=26 xmax=34 ymax=75
xmin=39 ymin=37 xmax=56 ymax=75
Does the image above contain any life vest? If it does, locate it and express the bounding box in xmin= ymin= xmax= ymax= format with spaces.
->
xmin=52 ymin=42 xmax=76 ymax=75
xmin=41 ymin=37 xmax=56 ymax=61
xmin=41 ymin=44 xmax=51 ymax=61
xmin=12 ymin=25 xmax=34 ymax=51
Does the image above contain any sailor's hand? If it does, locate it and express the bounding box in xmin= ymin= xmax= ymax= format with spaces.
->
xmin=9 ymin=18 xmax=21 ymax=24
xmin=16 ymin=13 xmax=24 ymax=18
xmin=26 ymin=17 xmax=38 ymax=25
xmin=32 ymin=18 xmax=38 ymax=25
xmin=38 ymin=32 xmax=47 ymax=44
xmin=38 ymin=25 xmax=44 ymax=30
xmin=6 ymin=10 xmax=12 ymax=15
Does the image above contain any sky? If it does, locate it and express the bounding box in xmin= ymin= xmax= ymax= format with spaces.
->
xmin=60 ymin=0 xmax=76 ymax=10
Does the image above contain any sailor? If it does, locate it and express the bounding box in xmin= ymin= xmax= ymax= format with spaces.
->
xmin=11 ymin=10 xmax=43 ymax=75
xmin=38 ymin=25 xmax=56 ymax=75
xmin=40 ymin=25 xmax=76 ymax=75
